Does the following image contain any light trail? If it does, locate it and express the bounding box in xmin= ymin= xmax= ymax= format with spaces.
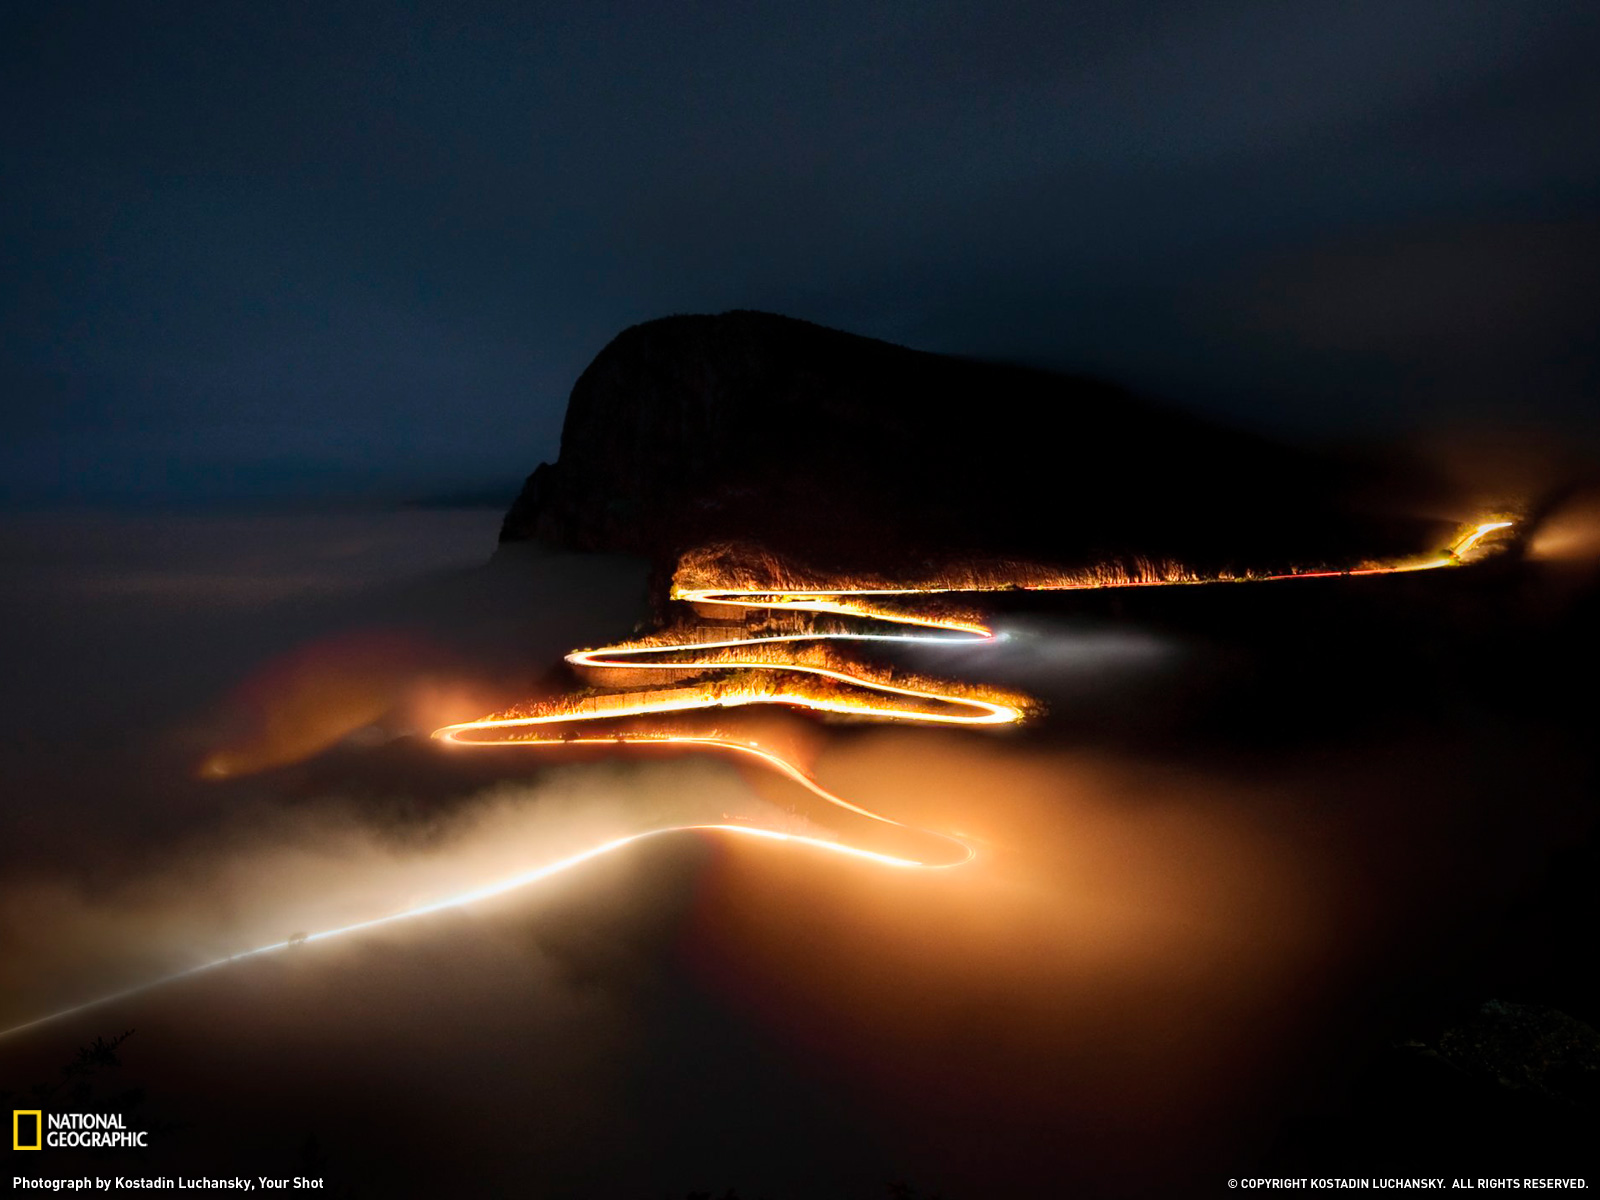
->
xmin=1450 ymin=520 xmax=1514 ymax=557
xmin=0 ymin=520 xmax=1513 ymax=1040
xmin=433 ymin=518 xmax=1516 ymax=851
xmin=0 ymin=822 xmax=938 ymax=1042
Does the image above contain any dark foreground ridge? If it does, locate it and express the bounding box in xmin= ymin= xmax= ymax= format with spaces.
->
xmin=503 ymin=310 xmax=1444 ymax=573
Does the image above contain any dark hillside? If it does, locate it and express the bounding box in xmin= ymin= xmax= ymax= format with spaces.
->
xmin=501 ymin=311 xmax=1446 ymax=574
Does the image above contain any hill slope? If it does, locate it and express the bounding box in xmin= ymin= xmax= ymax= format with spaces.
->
xmin=502 ymin=310 xmax=1438 ymax=573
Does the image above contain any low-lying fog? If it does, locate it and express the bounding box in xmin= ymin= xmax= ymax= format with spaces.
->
xmin=1 ymin=499 xmax=1595 ymax=1197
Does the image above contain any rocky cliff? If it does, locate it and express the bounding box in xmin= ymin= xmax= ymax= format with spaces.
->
xmin=501 ymin=311 xmax=1435 ymax=573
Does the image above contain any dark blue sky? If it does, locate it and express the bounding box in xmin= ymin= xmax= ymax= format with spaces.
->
xmin=5 ymin=1 xmax=1598 ymax=504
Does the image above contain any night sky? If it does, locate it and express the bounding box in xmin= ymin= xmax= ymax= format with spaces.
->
xmin=5 ymin=1 xmax=1598 ymax=506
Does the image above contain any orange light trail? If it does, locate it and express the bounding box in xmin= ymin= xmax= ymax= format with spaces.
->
xmin=0 ymin=520 xmax=1513 ymax=1040
xmin=1450 ymin=520 xmax=1514 ymax=557
xmin=433 ymin=518 xmax=1516 ymax=851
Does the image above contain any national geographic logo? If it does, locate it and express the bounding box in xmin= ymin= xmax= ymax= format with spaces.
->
xmin=13 ymin=1110 xmax=42 ymax=1151
xmin=12 ymin=1110 xmax=149 ymax=1149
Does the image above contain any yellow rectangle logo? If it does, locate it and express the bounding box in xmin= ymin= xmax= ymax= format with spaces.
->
xmin=13 ymin=1109 xmax=43 ymax=1150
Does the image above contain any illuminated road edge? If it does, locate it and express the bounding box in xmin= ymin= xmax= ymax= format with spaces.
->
xmin=0 ymin=521 xmax=1512 ymax=1040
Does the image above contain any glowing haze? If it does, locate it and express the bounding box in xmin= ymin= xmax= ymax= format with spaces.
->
xmin=0 ymin=518 xmax=1515 ymax=1040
